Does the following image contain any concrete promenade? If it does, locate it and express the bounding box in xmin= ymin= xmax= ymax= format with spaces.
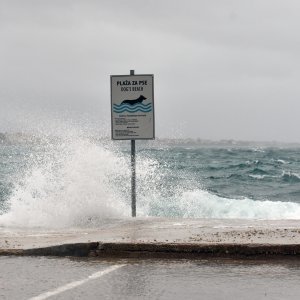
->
xmin=1 ymin=218 xmax=300 ymax=258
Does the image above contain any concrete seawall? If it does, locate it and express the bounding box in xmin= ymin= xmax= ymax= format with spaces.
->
xmin=1 ymin=218 xmax=300 ymax=259
xmin=2 ymin=242 xmax=300 ymax=259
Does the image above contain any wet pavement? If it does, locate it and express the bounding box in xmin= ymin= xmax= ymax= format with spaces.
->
xmin=2 ymin=256 xmax=300 ymax=300
xmin=1 ymin=218 xmax=300 ymax=250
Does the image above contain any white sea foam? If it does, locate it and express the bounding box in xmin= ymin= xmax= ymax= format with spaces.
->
xmin=136 ymin=184 xmax=300 ymax=220
xmin=277 ymin=159 xmax=288 ymax=164
xmin=248 ymin=174 xmax=267 ymax=180
xmin=168 ymin=190 xmax=300 ymax=220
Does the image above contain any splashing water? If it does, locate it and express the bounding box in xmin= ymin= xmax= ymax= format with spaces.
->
xmin=0 ymin=137 xmax=132 ymax=227
xmin=1 ymin=130 xmax=300 ymax=228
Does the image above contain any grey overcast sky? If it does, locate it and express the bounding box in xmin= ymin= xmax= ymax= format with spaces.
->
xmin=1 ymin=0 xmax=300 ymax=142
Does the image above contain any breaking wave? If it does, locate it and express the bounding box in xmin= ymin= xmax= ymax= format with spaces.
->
xmin=282 ymin=171 xmax=300 ymax=183
xmin=148 ymin=190 xmax=300 ymax=219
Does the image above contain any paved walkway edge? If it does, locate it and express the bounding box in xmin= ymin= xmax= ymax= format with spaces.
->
xmin=2 ymin=242 xmax=300 ymax=259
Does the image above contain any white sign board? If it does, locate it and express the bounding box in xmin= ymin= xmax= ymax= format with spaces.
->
xmin=111 ymin=74 xmax=155 ymax=140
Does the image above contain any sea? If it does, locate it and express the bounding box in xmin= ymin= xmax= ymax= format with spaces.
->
xmin=1 ymin=133 xmax=300 ymax=228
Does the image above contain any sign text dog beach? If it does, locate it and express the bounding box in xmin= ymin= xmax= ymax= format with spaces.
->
xmin=111 ymin=74 xmax=155 ymax=140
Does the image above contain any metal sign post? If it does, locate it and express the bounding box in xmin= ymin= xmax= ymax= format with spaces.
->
xmin=110 ymin=70 xmax=155 ymax=217
xmin=130 ymin=70 xmax=136 ymax=217
xmin=131 ymin=139 xmax=136 ymax=217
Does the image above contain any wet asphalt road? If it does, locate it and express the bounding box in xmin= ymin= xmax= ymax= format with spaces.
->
xmin=1 ymin=256 xmax=300 ymax=300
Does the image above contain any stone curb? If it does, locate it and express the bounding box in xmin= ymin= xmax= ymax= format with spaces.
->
xmin=2 ymin=242 xmax=300 ymax=259
xmin=91 ymin=243 xmax=300 ymax=259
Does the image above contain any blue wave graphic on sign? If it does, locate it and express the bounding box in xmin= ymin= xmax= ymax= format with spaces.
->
xmin=113 ymin=102 xmax=152 ymax=113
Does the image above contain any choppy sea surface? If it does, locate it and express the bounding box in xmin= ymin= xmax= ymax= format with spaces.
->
xmin=0 ymin=134 xmax=300 ymax=227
